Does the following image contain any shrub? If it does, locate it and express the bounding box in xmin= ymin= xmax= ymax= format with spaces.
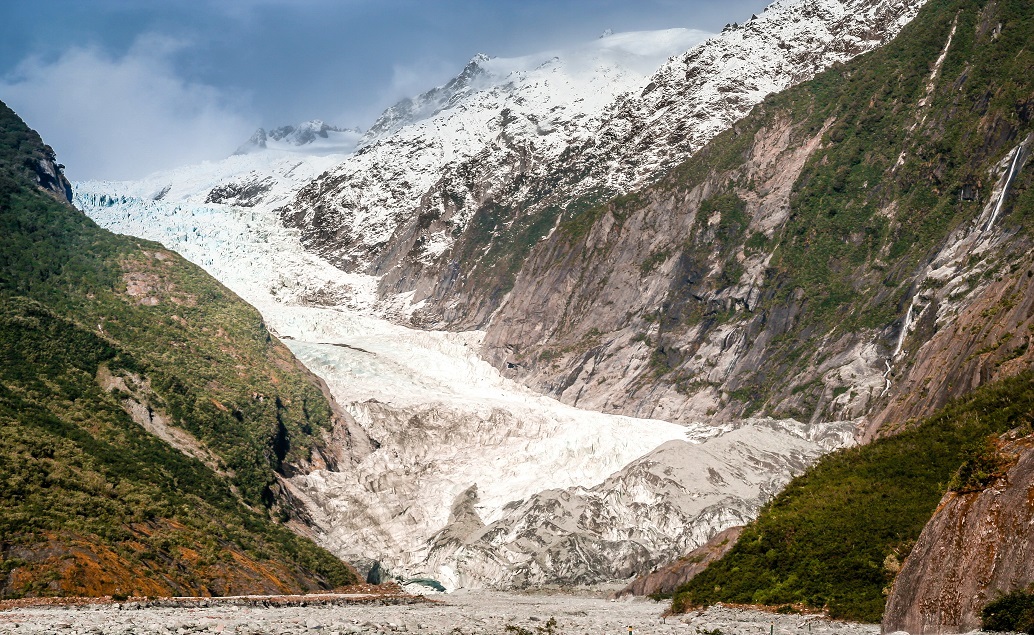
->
xmin=982 ymin=590 xmax=1034 ymax=633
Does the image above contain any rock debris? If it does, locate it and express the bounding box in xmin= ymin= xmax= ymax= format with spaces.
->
xmin=0 ymin=592 xmax=879 ymax=635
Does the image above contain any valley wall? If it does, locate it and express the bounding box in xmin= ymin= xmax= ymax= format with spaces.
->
xmin=477 ymin=0 xmax=1034 ymax=439
xmin=883 ymin=434 xmax=1034 ymax=634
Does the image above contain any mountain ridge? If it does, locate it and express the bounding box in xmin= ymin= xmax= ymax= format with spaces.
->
xmin=477 ymin=0 xmax=1033 ymax=433
xmin=235 ymin=120 xmax=363 ymax=156
xmin=0 ymin=100 xmax=360 ymax=598
xmin=276 ymin=0 xmax=927 ymax=330
xmin=67 ymin=14 xmax=886 ymax=588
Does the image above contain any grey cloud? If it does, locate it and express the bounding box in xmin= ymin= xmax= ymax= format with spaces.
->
xmin=0 ymin=34 xmax=256 ymax=181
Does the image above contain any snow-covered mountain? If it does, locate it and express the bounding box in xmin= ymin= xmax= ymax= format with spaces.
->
xmin=279 ymin=0 xmax=927 ymax=329
xmin=568 ymin=0 xmax=929 ymax=195
xmin=235 ymin=120 xmax=363 ymax=156
xmin=71 ymin=0 xmax=924 ymax=589
xmin=281 ymin=28 xmax=709 ymax=271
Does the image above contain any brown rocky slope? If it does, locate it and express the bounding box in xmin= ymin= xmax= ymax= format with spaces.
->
xmin=882 ymin=433 xmax=1034 ymax=634
xmin=616 ymin=526 xmax=743 ymax=599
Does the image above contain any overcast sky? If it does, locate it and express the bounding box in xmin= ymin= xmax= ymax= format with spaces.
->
xmin=0 ymin=0 xmax=771 ymax=180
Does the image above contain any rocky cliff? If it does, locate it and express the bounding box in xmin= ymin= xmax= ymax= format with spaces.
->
xmin=616 ymin=526 xmax=743 ymax=598
xmin=882 ymin=432 xmax=1034 ymax=634
xmin=481 ymin=0 xmax=1034 ymax=433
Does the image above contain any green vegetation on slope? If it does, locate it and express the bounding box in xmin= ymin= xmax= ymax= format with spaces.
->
xmin=671 ymin=371 xmax=1034 ymax=622
xmin=763 ymin=0 xmax=1034 ymax=329
xmin=751 ymin=0 xmax=1032 ymax=342
xmin=983 ymin=589 xmax=1034 ymax=633
xmin=0 ymin=100 xmax=358 ymax=597
xmin=538 ymin=0 xmax=1034 ymax=421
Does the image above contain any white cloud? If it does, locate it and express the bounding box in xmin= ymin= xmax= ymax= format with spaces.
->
xmin=0 ymin=34 xmax=256 ymax=180
xmin=387 ymin=59 xmax=456 ymax=98
xmin=331 ymin=57 xmax=458 ymax=130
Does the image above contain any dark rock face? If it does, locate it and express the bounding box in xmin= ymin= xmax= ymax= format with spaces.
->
xmin=234 ymin=128 xmax=268 ymax=155
xmin=882 ymin=436 xmax=1034 ymax=634
xmin=366 ymin=561 xmax=387 ymax=585
xmin=32 ymin=146 xmax=72 ymax=203
xmin=615 ymin=526 xmax=743 ymax=598
xmin=206 ymin=177 xmax=274 ymax=207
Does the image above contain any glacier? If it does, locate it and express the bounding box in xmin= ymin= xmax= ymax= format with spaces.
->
xmin=70 ymin=17 xmax=885 ymax=589
xmin=78 ymin=174 xmax=854 ymax=588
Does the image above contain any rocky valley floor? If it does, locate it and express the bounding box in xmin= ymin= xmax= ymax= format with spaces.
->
xmin=0 ymin=591 xmax=880 ymax=635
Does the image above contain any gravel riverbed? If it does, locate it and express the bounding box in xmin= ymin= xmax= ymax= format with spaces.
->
xmin=0 ymin=591 xmax=881 ymax=635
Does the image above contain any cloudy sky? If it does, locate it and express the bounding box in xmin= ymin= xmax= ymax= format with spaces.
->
xmin=0 ymin=0 xmax=770 ymax=180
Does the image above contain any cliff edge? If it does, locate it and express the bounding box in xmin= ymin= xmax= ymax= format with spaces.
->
xmin=883 ymin=433 xmax=1034 ymax=634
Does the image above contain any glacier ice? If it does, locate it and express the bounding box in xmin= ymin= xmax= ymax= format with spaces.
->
xmin=69 ymin=19 xmax=887 ymax=589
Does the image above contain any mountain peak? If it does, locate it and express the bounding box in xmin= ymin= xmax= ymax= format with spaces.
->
xmin=234 ymin=119 xmax=362 ymax=156
xmin=234 ymin=128 xmax=269 ymax=155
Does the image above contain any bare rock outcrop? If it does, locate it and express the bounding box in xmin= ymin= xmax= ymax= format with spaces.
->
xmin=882 ymin=434 xmax=1034 ymax=634
xmin=616 ymin=526 xmax=743 ymax=598
xmin=34 ymin=152 xmax=72 ymax=202
xmin=480 ymin=110 xmax=873 ymax=426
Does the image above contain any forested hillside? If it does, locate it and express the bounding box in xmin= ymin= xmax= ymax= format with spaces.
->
xmin=0 ymin=101 xmax=359 ymax=598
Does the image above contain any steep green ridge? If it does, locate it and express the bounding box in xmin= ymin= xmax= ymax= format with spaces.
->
xmin=0 ymin=101 xmax=358 ymax=597
xmin=671 ymin=371 xmax=1034 ymax=622
xmin=754 ymin=0 xmax=1033 ymax=330
xmin=630 ymin=0 xmax=1034 ymax=412
xmin=480 ymin=0 xmax=1034 ymax=428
